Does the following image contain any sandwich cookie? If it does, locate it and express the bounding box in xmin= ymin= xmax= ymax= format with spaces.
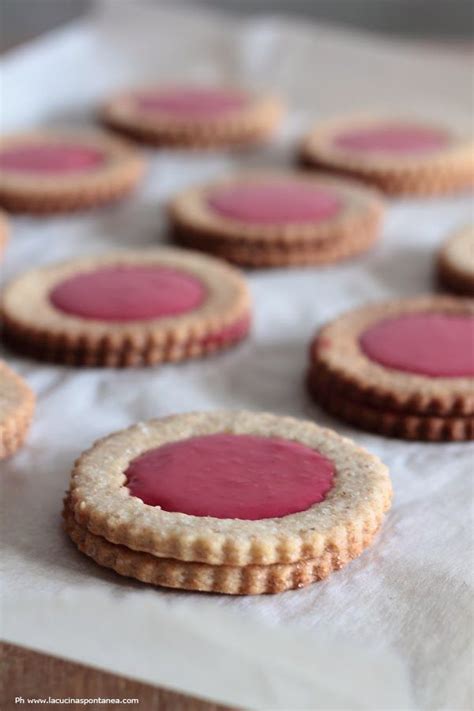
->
xmin=0 ymin=131 xmax=145 ymax=213
xmin=0 ymin=361 xmax=35 ymax=459
xmin=64 ymin=410 xmax=392 ymax=594
xmin=1 ymin=248 xmax=251 ymax=367
xmin=299 ymin=116 xmax=474 ymax=196
xmin=437 ymin=226 xmax=474 ymax=296
xmin=169 ymin=172 xmax=384 ymax=267
xmin=308 ymin=295 xmax=474 ymax=440
xmin=101 ymin=85 xmax=283 ymax=148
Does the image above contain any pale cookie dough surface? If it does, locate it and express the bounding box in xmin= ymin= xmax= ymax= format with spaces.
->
xmin=0 ymin=360 xmax=35 ymax=459
xmin=68 ymin=410 xmax=391 ymax=566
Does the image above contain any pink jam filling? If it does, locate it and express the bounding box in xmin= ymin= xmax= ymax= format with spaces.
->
xmin=333 ymin=124 xmax=449 ymax=154
xmin=0 ymin=144 xmax=105 ymax=174
xmin=360 ymin=313 xmax=474 ymax=377
xmin=49 ymin=266 xmax=206 ymax=321
xmin=125 ymin=433 xmax=335 ymax=519
xmin=207 ymin=183 xmax=342 ymax=224
xmin=135 ymin=87 xmax=248 ymax=117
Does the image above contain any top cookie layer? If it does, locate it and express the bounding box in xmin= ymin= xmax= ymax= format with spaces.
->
xmin=68 ymin=410 xmax=391 ymax=566
xmin=300 ymin=115 xmax=474 ymax=194
xmin=0 ymin=360 xmax=35 ymax=459
xmin=169 ymin=171 xmax=384 ymax=246
xmin=310 ymin=295 xmax=474 ymax=415
xmin=101 ymin=85 xmax=283 ymax=148
xmin=1 ymin=248 xmax=251 ymax=366
xmin=0 ymin=131 xmax=145 ymax=212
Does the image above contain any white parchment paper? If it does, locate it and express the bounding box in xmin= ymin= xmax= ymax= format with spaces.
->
xmin=1 ymin=3 xmax=473 ymax=709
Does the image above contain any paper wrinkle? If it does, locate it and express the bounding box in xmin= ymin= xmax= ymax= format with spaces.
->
xmin=1 ymin=2 xmax=472 ymax=709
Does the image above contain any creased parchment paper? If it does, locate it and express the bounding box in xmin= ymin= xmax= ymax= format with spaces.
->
xmin=1 ymin=2 xmax=472 ymax=709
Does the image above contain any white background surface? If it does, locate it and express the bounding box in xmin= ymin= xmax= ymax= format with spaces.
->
xmin=1 ymin=3 xmax=473 ymax=709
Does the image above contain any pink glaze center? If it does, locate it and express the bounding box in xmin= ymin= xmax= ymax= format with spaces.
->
xmin=360 ymin=313 xmax=474 ymax=377
xmin=208 ymin=182 xmax=342 ymax=224
xmin=0 ymin=144 xmax=105 ymax=174
xmin=49 ymin=265 xmax=206 ymax=322
xmin=135 ymin=87 xmax=248 ymax=117
xmin=125 ymin=433 xmax=335 ymax=519
xmin=333 ymin=124 xmax=449 ymax=153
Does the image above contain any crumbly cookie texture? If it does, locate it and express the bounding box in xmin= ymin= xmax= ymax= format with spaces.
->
xmin=299 ymin=116 xmax=474 ymax=196
xmin=0 ymin=210 xmax=8 ymax=260
xmin=67 ymin=410 xmax=392 ymax=567
xmin=101 ymin=87 xmax=283 ymax=148
xmin=0 ymin=131 xmax=145 ymax=214
xmin=308 ymin=370 xmax=473 ymax=442
xmin=63 ymin=499 xmax=382 ymax=594
xmin=1 ymin=248 xmax=251 ymax=367
xmin=169 ymin=172 xmax=384 ymax=267
xmin=309 ymin=295 xmax=474 ymax=416
xmin=0 ymin=361 xmax=35 ymax=459
xmin=437 ymin=226 xmax=474 ymax=296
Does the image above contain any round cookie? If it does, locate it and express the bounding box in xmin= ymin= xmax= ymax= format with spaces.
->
xmin=0 ymin=131 xmax=145 ymax=213
xmin=437 ymin=226 xmax=474 ymax=296
xmin=308 ymin=295 xmax=474 ymax=441
xmin=169 ymin=171 xmax=384 ymax=267
xmin=1 ymin=248 xmax=251 ymax=367
xmin=65 ymin=410 xmax=392 ymax=592
xmin=299 ymin=116 xmax=474 ymax=196
xmin=100 ymin=85 xmax=283 ymax=148
xmin=0 ymin=361 xmax=35 ymax=459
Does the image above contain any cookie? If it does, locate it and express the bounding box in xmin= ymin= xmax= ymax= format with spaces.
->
xmin=1 ymin=248 xmax=251 ymax=367
xmin=65 ymin=410 xmax=392 ymax=594
xmin=0 ymin=210 xmax=8 ymax=260
xmin=437 ymin=226 xmax=474 ymax=296
xmin=299 ymin=116 xmax=474 ymax=196
xmin=308 ymin=295 xmax=474 ymax=440
xmin=0 ymin=361 xmax=35 ymax=459
xmin=0 ymin=131 xmax=145 ymax=213
xmin=101 ymin=85 xmax=283 ymax=148
xmin=169 ymin=171 xmax=384 ymax=267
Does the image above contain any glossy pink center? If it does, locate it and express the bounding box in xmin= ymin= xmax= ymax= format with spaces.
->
xmin=135 ymin=87 xmax=248 ymax=117
xmin=208 ymin=182 xmax=342 ymax=224
xmin=125 ymin=433 xmax=335 ymax=519
xmin=334 ymin=124 xmax=449 ymax=153
xmin=0 ymin=144 xmax=105 ymax=173
xmin=50 ymin=265 xmax=206 ymax=322
xmin=360 ymin=313 xmax=474 ymax=377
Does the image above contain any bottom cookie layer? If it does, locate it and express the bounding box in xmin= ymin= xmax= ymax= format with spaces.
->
xmin=173 ymin=225 xmax=378 ymax=268
xmin=308 ymin=368 xmax=473 ymax=441
xmin=2 ymin=315 xmax=250 ymax=367
xmin=64 ymin=503 xmax=381 ymax=595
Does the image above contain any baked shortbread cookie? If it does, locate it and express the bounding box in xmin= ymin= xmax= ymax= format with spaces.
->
xmin=0 ymin=361 xmax=35 ymax=459
xmin=0 ymin=131 xmax=145 ymax=213
xmin=65 ymin=410 xmax=392 ymax=593
xmin=101 ymin=85 xmax=283 ymax=148
xmin=1 ymin=249 xmax=251 ymax=367
xmin=308 ymin=295 xmax=474 ymax=440
xmin=299 ymin=116 xmax=474 ymax=196
xmin=169 ymin=171 xmax=384 ymax=267
xmin=437 ymin=226 xmax=474 ymax=296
